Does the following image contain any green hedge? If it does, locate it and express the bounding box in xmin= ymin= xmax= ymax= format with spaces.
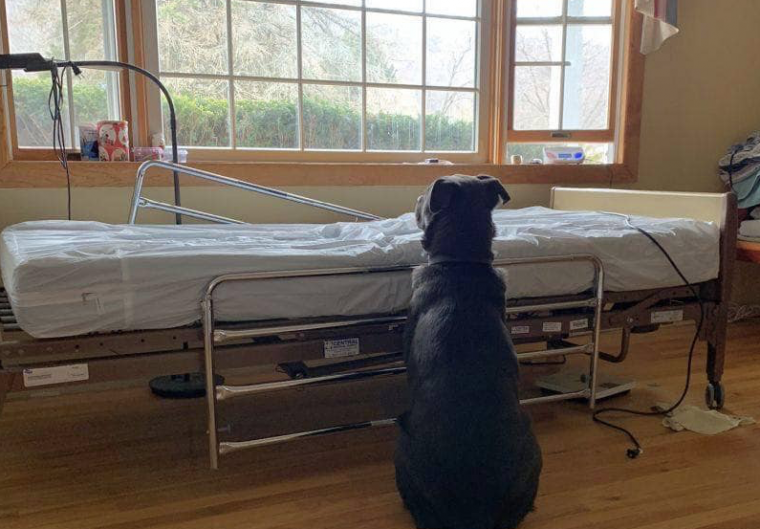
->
xmin=13 ymin=77 xmax=474 ymax=152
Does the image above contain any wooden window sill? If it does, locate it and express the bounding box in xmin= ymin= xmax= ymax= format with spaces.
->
xmin=0 ymin=160 xmax=637 ymax=188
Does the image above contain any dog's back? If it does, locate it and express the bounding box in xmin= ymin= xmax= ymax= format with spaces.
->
xmin=395 ymin=175 xmax=542 ymax=529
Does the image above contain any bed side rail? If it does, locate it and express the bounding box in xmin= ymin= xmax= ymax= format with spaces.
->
xmin=201 ymin=255 xmax=605 ymax=469
xmin=128 ymin=161 xmax=384 ymax=224
xmin=550 ymin=187 xmax=731 ymax=228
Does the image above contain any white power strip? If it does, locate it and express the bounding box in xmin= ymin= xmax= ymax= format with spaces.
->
xmin=535 ymin=369 xmax=636 ymax=400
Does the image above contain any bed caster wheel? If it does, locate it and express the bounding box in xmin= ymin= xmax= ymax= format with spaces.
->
xmin=705 ymin=382 xmax=725 ymax=410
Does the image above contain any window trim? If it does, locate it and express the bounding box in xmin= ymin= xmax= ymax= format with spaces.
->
xmin=505 ymin=0 xmax=622 ymax=148
xmin=0 ymin=0 xmax=645 ymax=187
xmin=0 ymin=0 xmax=133 ymax=160
xmin=139 ymin=0 xmax=493 ymax=163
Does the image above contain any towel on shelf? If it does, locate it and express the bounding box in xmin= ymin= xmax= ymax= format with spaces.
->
xmin=740 ymin=219 xmax=760 ymax=239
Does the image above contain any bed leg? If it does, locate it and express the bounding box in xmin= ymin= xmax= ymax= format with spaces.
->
xmin=705 ymin=306 xmax=728 ymax=410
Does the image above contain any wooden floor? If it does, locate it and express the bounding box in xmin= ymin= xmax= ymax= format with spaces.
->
xmin=1 ymin=321 xmax=759 ymax=529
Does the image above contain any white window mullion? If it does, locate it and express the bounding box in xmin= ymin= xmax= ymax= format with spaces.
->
xmin=226 ymin=0 xmax=236 ymax=149
xmin=59 ymin=0 xmax=77 ymax=146
xmin=101 ymin=0 xmax=121 ymax=121
xmin=557 ymin=0 xmax=569 ymax=130
xmin=360 ymin=1 xmax=367 ymax=152
xmin=296 ymin=3 xmax=304 ymax=152
xmin=421 ymin=0 xmax=427 ymax=152
xmin=142 ymin=0 xmax=163 ymax=144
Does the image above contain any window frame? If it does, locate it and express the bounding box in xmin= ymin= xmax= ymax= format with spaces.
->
xmin=0 ymin=0 xmax=133 ymax=161
xmin=138 ymin=0 xmax=493 ymax=163
xmin=505 ymin=0 xmax=622 ymax=146
xmin=0 ymin=0 xmax=645 ymax=187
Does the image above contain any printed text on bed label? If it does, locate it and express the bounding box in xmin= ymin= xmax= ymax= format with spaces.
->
xmin=22 ymin=364 xmax=89 ymax=388
xmin=570 ymin=318 xmax=589 ymax=331
xmin=651 ymin=310 xmax=684 ymax=324
xmin=324 ymin=338 xmax=361 ymax=358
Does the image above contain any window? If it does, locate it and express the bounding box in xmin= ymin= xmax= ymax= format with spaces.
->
xmin=144 ymin=0 xmax=487 ymax=161
xmin=506 ymin=0 xmax=619 ymax=164
xmin=3 ymin=0 xmax=121 ymax=149
xmin=0 ymin=0 xmax=641 ymax=180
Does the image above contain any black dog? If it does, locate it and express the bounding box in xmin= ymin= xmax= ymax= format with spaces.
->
xmin=395 ymin=175 xmax=542 ymax=529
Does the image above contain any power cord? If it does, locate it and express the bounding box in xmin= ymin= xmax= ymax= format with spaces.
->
xmin=592 ymin=213 xmax=704 ymax=459
xmin=48 ymin=62 xmax=76 ymax=220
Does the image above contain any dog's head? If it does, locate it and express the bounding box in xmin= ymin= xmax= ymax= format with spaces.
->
xmin=415 ymin=175 xmax=510 ymax=261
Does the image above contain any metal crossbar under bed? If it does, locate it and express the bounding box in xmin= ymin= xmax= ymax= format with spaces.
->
xmin=0 ymin=162 xmax=735 ymax=470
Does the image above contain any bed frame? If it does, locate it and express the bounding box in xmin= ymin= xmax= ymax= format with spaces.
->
xmin=0 ymin=163 xmax=737 ymax=469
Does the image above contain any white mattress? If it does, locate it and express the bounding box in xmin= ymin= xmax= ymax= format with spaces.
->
xmin=0 ymin=207 xmax=720 ymax=338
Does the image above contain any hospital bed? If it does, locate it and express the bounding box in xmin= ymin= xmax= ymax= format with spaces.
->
xmin=0 ymin=162 xmax=737 ymax=469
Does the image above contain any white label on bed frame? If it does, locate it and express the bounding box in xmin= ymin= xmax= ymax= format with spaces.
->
xmin=22 ymin=364 xmax=89 ymax=388
xmin=570 ymin=318 xmax=589 ymax=331
xmin=651 ymin=310 xmax=684 ymax=324
xmin=542 ymin=322 xmax=563 ymax=333
xmin=510 ymin=325 xmax=530 ymax=335
xmin=324 ymin=338 xmax=360 ymax=359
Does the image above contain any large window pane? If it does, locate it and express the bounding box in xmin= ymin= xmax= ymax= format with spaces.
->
xmin=563 ymin=25 xmax=612 ymax=130
xmin=367 ymin=13 xmax=422 ymax=85
xmin=157 ymin=0 xmax=228 ymax=75
xmin=516 ymin=0 xmax=563 ymax=18
xmin=12 ymin=72 xmax=69 ymax=147
xmin=162 ymin=77 xmax=231 ymax=147
xmin=302 ymin=7 xmax=362 ymax=82
xmin=235 ymin=82 xmax=298 ymax=149
xmin=72 ymin=70 xmax=114 ymax=128
xmin=6 ymin=0 xmax=119 ymax=148
xmin=426 ymin=0 xmax=477 ymax=17
xmin=66 ymin=0 xmax=110 ymax=61
xmin=426 ymin=18 xmax=477 ymax=88
xmin=568 ymin=0 xmax=613 ymax=17
xmin=366 ymin=0 xmax=422 ymax=13
xmin=6 ymin=0 xmax=64 ymax=56
xmin=303 ymin=84 xmax=362 ymax=150
xmin=367 ymin=88 xmax=421 ymax=151
xmin=425 ymin=90 xmax=475 ymax=152
xmin=513 ymin=66 xmax=562 ymax=130
xmin=515 ymin=25 xmax=563 ymax=62
xmin=231 ymin=1 xmax=297 ymax=79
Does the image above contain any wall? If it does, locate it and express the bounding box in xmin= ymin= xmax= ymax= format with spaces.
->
xmin=1 ymin=0 xmax=760 ymax=298
xmin=634 ymin=0 xmax=760 ymax=304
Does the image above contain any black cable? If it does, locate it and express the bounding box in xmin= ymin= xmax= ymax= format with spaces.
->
xmin=48 ymin=64 xmax=72 ymax=220
xmin=592 ymin=213 xmax=704 ymax=459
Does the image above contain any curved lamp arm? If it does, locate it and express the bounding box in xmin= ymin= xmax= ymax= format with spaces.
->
xmin=56 ymin=59 xmax=183 ymax=224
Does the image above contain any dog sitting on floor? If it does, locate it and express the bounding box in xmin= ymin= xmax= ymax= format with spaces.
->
xmin=395 ymin=175 xmax=542 ymax=529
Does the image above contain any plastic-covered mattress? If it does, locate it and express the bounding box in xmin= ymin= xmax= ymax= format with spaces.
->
xmin=0 ymin=207 xmax=720 ymax=338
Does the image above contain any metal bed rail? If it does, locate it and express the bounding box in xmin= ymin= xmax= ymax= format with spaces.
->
xmin=128 ymin=161 xmax=383 ymax=224
xmin=202 ymin=255 xmax=605 ymax=469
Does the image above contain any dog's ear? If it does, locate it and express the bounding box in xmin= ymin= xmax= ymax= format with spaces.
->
xmin=479 ymin=175 xmax=510 ymax=208
xmin=429 ymin=178 xmax=457 ymax=213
